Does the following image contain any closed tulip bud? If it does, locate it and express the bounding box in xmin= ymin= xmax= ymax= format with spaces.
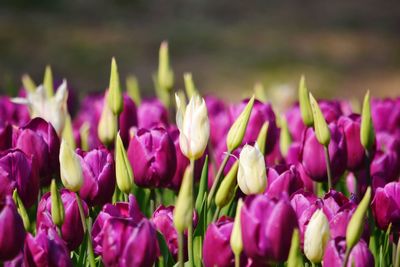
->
xmin=59 ymin=139 xmax=83 ymax=192
xmin=176 ymin=94 xmax=210 ymax=160
xmin=346 ymin=187 xmax=371 ymax=250
xmin=216 ymin=161 xmax=239 ymax=209
xmin=360 ymin=90 xmax=375 ymax=151
xmin=138 ymin=98 xmax=169 ymax=129
xmin=12 ymin=190 xmax=30 ymax=231
xmin=230 ymin=198 xmax=243 ymax=256
xmin=157 ymin=41 xmax=174 ymax=92
xmin=304 ymin=209 xmax=330 ymax=263
xmin=287 ymin=229 xmax=302 ymax=267
xmin=299 ymin=75 xmax=314 ymax=126
xmin=309 ymin=93 xmax=331 ymax=146
xmin=256 ymin=121 xmax=269 ymax=156
xmin=50 ymin=179 xmax=65 ymax=227
xmin=62 ymin=113 xmax=76 ymax=149
xmin=174 ymin=166 xmax=193 ymax=232
xmin=115 ymin=133 xmax=133 ymax=194
xmin=43 ymin=65 xmax=54 ymax=97
xmin=126 ymin=75 xmax=141 ymax=106
xmin=237 ymin=144 xmax=266 ymax=195
xmin=226 ymin=95 xmax=255 ymax=152
xmin=184 ymin=72 xmax=198 ymax=98
xmin=98 ymin=95 xmax=118 ymax=146
xmin=279 ymin=116 xmax=292 ymax=157
xmin=106 ymin=57 xmax=123 ymax=115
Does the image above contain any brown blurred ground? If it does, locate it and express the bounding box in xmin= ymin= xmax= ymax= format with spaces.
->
xmin=0 ymin=0 xmax=399 ymax=101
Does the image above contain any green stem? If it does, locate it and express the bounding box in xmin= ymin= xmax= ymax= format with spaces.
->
xmin=234 ymin=253 xmax=240 ymax=267
xmin=150 ymin=189 xmax=156 ymax=212
xmin=394 ymin=237 xmax=400 ymax=267
xmin=207 ymin=152 xmax=231 ymax=207
xmin=324 ymin=146 xmax=332 ymax=189
xmin=187 ymin=159 xmax=195 ymax=267
xmin=342 ymin=248 xmax=351 ymax=267
xmin=213 ymin=207 xmax=221 ymax=222
xmin=87 ymin=217 xmax=96 ymax=267
xmin=177 ymin=231 xmax=184 ymax=267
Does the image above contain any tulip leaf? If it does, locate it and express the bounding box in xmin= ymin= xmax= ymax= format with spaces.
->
xmin=195 ymin=156 xmax=208 ymax=213
xmin=156 ymin=231 xmax=176 ymax=267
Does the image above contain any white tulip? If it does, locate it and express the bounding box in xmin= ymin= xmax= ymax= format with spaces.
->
xmin=175 ymin=94 xmax=209 ymax=160
xmin=237 ymin=144 xmax=266 ymax=195
xmin=59 ymin=139 xmax=83 ymax=192
xmin=304 ymin=209 xmax=330 ymax=263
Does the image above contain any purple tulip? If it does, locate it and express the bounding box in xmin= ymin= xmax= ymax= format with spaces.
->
xmin=371 ymin=181 xmax=400 ymax=231
xmin=205 ymin=96 xmax=232 ymax=149
xmin=230 ymin=99 xmax=278 ymax=155
xmin=337 ymin=115 xmax=366 ymax=171
xmin=24 ymin=227 xmax=72 ymax=267
xmin=119 ymin=94 xmax=138 ymax=146
xmin=127 ymin=127 xmax=177 ymax=188
xmin=0 ymin=149 xmax=39 ymax=208
xmin=0 ymin=96 xmax=30 ymax=127
xmin=371 ymin=132 xmax=400 ymax=182
xmin=137 ymin=99 xmax=169 ymax=129
xmin=77 ymin=148 xmax=115 ymax=206
xmin=92 ymin=195 xmax=144 ymax=254
xmin=3 ymin=251 xmax=24 ymax=267
xmin=0 ymin=124 xmax=13 ymax=151
xmin=285 ymin=105 xmax=308 ymax=142
xmin=241 ymin=194 xmax=298 ymax=264
xmin=14 ymin=118 xmax=60 ymax=185
xmin=36 ymin=189 xmax=88 ymax=250
xmin=0 ymin=196 xmax=25 ymax=261
xmin=203 ymin=216 xmax=238 ymax=267
xmin=301 ymin=123 xmax=347 ymax=183
xmin=265 ymin=165 xmax=304 ymax=199
xmin=318 ymin=100 xmax=343 ymax=123
xmin=371 ymin=98 xmax=400 ymax=134
xmin=323 ymin=237 xmax=374 ymax=267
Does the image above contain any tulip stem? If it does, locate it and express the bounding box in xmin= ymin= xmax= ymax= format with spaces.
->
xmin=188 ymin=158 xmax=195 ymax=267
xmin=87 ymin=217 xmax=96 ymax=267
xmin=342 ymin=248 xmax=351 ymax=267
xmin=207 ymin=151 xmax=231 ymax=207
xmin=234 ymin=253 xmax=240 ymax=267
xmin=177 ymin=231 xmax=184 ymax=267
xmin=212 ymin=207 xmax=221 ymax=222
xmin=394 ymin=237 xmax=400 ymax=267
xmin=323 ymin=146 xmax=332 ymax=189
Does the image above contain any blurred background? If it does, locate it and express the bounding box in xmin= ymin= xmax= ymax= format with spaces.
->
xmin=0 ymin=0 xmax=399 ymax=101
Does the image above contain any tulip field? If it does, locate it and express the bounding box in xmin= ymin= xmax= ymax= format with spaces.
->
xmin=1 ymin=41 xmax=400 ymax=267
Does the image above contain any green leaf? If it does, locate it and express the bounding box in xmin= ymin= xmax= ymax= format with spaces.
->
xmin=195 ymin=156 xmax=209 ymax=213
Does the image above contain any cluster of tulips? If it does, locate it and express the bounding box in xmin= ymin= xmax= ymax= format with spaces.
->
xmin=0 ymin=42 xmax=400 ymax=267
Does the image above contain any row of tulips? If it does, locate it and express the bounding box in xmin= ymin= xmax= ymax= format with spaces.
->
xmin=0 ymin=42 xmax=400 ymax=267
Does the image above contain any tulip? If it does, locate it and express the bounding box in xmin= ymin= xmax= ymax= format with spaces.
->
xmin=203 ymin=217 xmax=236 ymax=267
xmin=115 ymin=133 xmax=133 ymax=194
xmin=92 ymin=195 xmax=144 ymax=254
xmin=298 ymin=75 xmax=314 ymax=127
xmin=138 ymin=99 xmax=169 ymax=129
xmin=371 ymin=98 xmax=400 ymax=134
xmin=230 ymin=99 xmax=278 ymax=155
xmin=230 ymin=199 xmax=244 ymax=259
xmin=304 ymin=209 xmax=330 ymax=263
xmin=157 ymin=41 xmax=174 ymax=93
xmin=360 ymin=91 xmax=375 ymax=151
xmin=216 ymin=161 xmax=239 ymax=209
xmin=128 ymin=127 xmax=176 ymax=188
xmin=371 ymin=181 xmax=400 ymax=231
xmin=0 ymin=149 xmax=39 ymax=208
xmin=101 ymin=217 xmax=158 ymax=267
xmin=37 ymin=189 xmax=89 ymax=250
xmin=24 ymin=227 xmax=72 ymax=267
xmin=301 ymin=123 xmax=347 ymax=183
xmin=0 ymin=96 xmax=30 ymax=127
xmin=309 ymin=93 xmax=331 ymax=147
xmin=14 ymin=117 xmax=60 ymax=185
xmin=337 ymin=115 xmax=365 ymax=171
xmin=176 ymin=94 xmax=210 ymax=160
xmin=50 ymin=179 xmax=64 ymax=228
xmin=287 ymin=229 xmax=303 ymax=267
xmin=205 ymin=96 xmax=232 ymax=149
xmin=237 ymin=144 xmax=266 ymax=195
xmin=119 ymin=94 xmax=138 ymax=146
xmin=265 ymin=165 xmax=304 ymax=199
xmin=98 ymin=96 xmax=118 ymax=146
xmin=285 ymin=105 xmax=308 ymax=142
xmin=279 ymin=116 xmax=292 ymax=157
xmin=0 ymin=124 xmax=13 ymax=151
xmin=77 ymin=148 xmax=116 ymax=206
xmin=126 ymin=75 xmax=141 ymax=106
xmin=241 ymin=194 xmax=298 ymax=263
xmin=59 ymin=139 xmax=83 ymax=192
xmin=106 ymin=57 xmax=123 ymax=115
xmin=0 ymin=196 xmax=26 ymax=261
xmin=256 ymin=121 xmax=269 ymax=156
xmin=174 ymin=167 xmax=193 ymax=233
xmin=323 ymin=238 xmax=374 ymax=267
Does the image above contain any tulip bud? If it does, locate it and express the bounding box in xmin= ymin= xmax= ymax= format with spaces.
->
xmin=184 ymin=72 xmax=198 ymax=98
xmin=12 ymin=190 xmax=30 ymax=231
xmin=254 ymin=82 xmax=267 ymax=102
xmin=22 ymin=74 xmax=37 ymax=93
xmin=126 ymin=75 xmax=141 ymax=106
xmin=43 ymin=65 xmax=54 ymax=97
xmin=173 ymin=166 xmax=193 ymax=232
xmin=287 ymin=229 xmax=302 ymax=267
xmin=157 ymin=41 xmax=174 ymax=92
xmin=216 ymin=161 xmax=239 ymax=208
xmin=346 ymin=186 xmax=371 ymax=250
xmin=230 ymin=198 xmax=243 ymax=257
xmin=304 ymin=209 xmax=330 ymax=263
xmin=175 ymin=94 xmax=210 ymax=160
xmin=115 ymin=133 xmax=133 ymax=194
xmin=279 ymin=116 xmax=292 ymax=157
xmin=299 ymin=75 xmax=314 ymax=126
xmin=59 ymin=139 xmax=83 ymax=192
xmin=256 ymin=121 xmax=269 ymax=156
xmin=309 ymin=93 xmax=331 ymax=146
xmin=226 ymin=95 xmax=255 ymax=152
xmin=98 ymin=99 xmax=118 ymax=146
xmin=360 ymin=90 xmax=375 ymax=151
xmin=237 ymin=144 xmax=266 ymax=195
xmin=106 ymin=57 xmax=123 ymax=115
xmin=50 ymin=179 xmax=65 ymax=228
xmin=62 ymin=113 xmax=76 ymax=150
xmin=79 ymin=122 xmax=90 ymax=151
